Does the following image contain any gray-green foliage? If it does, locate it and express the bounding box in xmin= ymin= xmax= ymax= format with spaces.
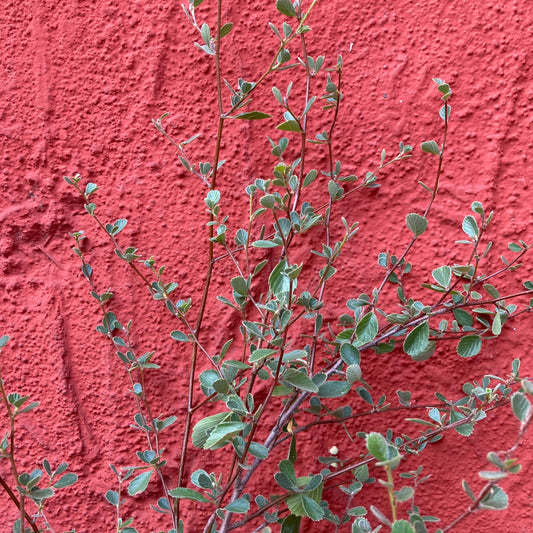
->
xmin=2 ymin=1 xmax=532 ymax=533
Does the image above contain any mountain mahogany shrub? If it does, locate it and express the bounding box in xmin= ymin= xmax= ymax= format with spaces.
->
xmin=2 ymin=1 xmax=532 ymax=532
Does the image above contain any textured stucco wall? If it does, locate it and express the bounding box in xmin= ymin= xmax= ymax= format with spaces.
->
xmin=1 ymin=0 xmax=533 ymax=531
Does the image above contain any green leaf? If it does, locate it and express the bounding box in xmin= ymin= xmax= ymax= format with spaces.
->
xmin=432 ymin=266 xmax=451 ymax=288
xmin=0 ymin=335 xmax=9 ymax=349
xmin=252 ymin=239 xmax=280 ymax=248
xmin=248 ymin=441 xmax=268 ymax=460
xmin=128 ymin=470 xmax=153 ymax=496
xmin=203 ymin=422 xmax=249 ymax=449
xmin=394 ymin=486 xmax=414 ymax=502
xmin=301 ymin=496 xmax=324 ymax=521
xmin=281 ymin=515 xmax=301 ymax=533
xmin=511 ymin=392 xmax=531 ymax=423
xmin=282 ymin=368 xmax=319 ymax=393
xmin=105 ymin=490 xmax=119 ymax=507
xmin=249 ymin=348 xmax=277 ymax=363
xmin=455 ymin=423 xmax=474 ymax=436
xmin=303 ymin=169 xmax=318 ymax=188
xmin=192 ymin=412 xmax=231 ymax=448
xmin=462 ymin=215 xmax=479 ymax=239
xmin=340 ymin=343 xmax=360 ymax=365
xmin=29 ymin=488 xmax=54 ymax=501
xmin=346 ymin=364 xmax=362 ymax=384
xmin=191 ymin=470 xmax=213 ymax=489
xmin=508 ymin=242 xmax=523 ymax=252
xmin=53 ymin=472 xmax=78 ymax=489
xmin=406 ymin=213 xmax=428 ymax=237
xmin=366 ymin=432 xmax=388 ymax=462
xmin=276 ymin=120 xmax=302 ymax=132
xmin=453 ymin=308 xmax=473 ymax=327
xmin=317 ymin=380 xmax=351 ymax=398
xmin=492 ymin=311 xmax=502 ymax=336
xmin=170 ymin=330 xmax=190 ymax=342
xmin=439 ymin=104 xmax=451 ymax=121
xmin=403 ymin=321 xmax=430 ymax=356
xmin=356 ymin=387 xmax=373 ymax=405
xmin=276 ymin=0 xmax=297 ymax=17
xmin=224 ymin=497 xmax=250 ymax=513
xmin=397 ymin=390 xmax=411 ymax=406
xmin=457 ymin=335 xmax=482 ymax=357
xmin=479 ymin=485 xmax=508 ymax=510
xmin=356 ymin=312 xmax=378 ymax=344
xmin=233 ymin=111 xmax=271 ymax=120
xmin=269 ymin=259 xmax=291 ymax=296
xmin=479 ymin=471 xmax=508 ymax=481
xmin=220 ymin=22 xmax=233 ymax=38
xmin=420 ymin=141 xmax=440 ymax=155
xmin=168 ymin=487 xmax=211 ymax=503
xmin=231 ymin=276 xmax=248 ymax=296
xmin=391 ymin=520 xmax=415 ymax=533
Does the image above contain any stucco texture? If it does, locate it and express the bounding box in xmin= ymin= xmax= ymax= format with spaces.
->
xmin=1 ymin=0 xmax=533 ymax=531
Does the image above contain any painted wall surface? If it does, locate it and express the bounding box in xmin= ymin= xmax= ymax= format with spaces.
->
xmin=1 ymin=0 xmax=533 ymax=531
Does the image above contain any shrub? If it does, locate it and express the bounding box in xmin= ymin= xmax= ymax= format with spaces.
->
xmin=1 ymin=1 xmax=532 ymax=532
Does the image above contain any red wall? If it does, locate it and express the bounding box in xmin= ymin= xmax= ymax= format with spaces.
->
xmin=2 ymin=0 xmax=532 ymax=531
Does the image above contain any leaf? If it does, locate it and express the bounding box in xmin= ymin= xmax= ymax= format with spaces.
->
xmin=479 ymin=471 xmax=508 ymax=481
xmin=168 ymin=487 xmax=211 ymax=503
xmin=346 ymin=364 xmax=362 ymax=384
xmin=317 ymin=380 xmax=351 ymax=398
xmin=105 ymin=490 xmax=120 ymax=507
xmin=403 ymin=321 xmax=430 ymax=356
xmin=282 ymin=368 xmax=319 ymax=393
xmin=394 ymin=486 xmax=414 ymax=502
xmin=29 ymin=488 xmax=54 ymax=500
xmin=191 ymin=470 xmax=213 ymax=489
xmin=432 ymin=266 xmax=451 ymax=288
xmin=453 ymin=308 xmax=473 ymax=327
xmin=203 ymin=422 xmax=249 ymax=449
xmin=0 ymin=335 xmax=9 ymax=348
xmin=457 ymin=335 xmax=482 ymax=358
xmin=276 ymin=0 xmax=297 ymax=18
xmin=479 ymin=485 xmax=508 ymax=510
xmin=53 ymin=472 xmax=78 ymax=489
xmin=301 ymin=496 xmax=324 ymax=521
xmin=356 ymin=387 xmax=373 ymax=405
xmin=269 ymin=259 xmax=291 ymax=296
xmin=397 ymin=390 xmax=411 ymax=406
xmin=511 ymin=392 xmax=531 ymax=423
xmin=281 ymin=515 xmax=301 ymax=533
xmin=356 ymin=312 xmax=378 ymax=344
xmin=391 ymin=520 xmax=415 ymax=533
xmin=248 ymin=441 xmax=268 ymax=460
xmin=340 ymin=343 xmax=360 ymax=365
xmin=249 ymin=348 xmax=277 ymax=363
xmin=303 ymin=169 xmax=318 ymax=188
xmin=170 ymin=330 xmax=190 ymax=342
xmin=439 ymin=104 xmax=451 ymax=121
xmin=276 ymin=120 xmax=302 ymax=132
xmin=220 ymin=22 xmax=233 ymax=38
xmin=492 ymin=311 xmax=502 ymax=336
xmin=406 ymin=213 xmax=428 ymax=237
xmin=508 ymin=242 xmax=523 ymax=252
xmin=192 ymin=412 xmax=231 ymax=448
xmin=233 ymin=111 xmax=271 ymax=120
xmin=366 ymin=432 xmax=388 ymax=462
xmin=420 ymin=141 xmax=440 ymax=155
xmin=224 ymin=497 xmax=250 ymax=513
xmin=128 ymin=470 xmax=153 ymax=496
xmin=462 ymin=215 xmax=479 ymax=239
xmin=252 ymin=239 xmax=281 ymax=248
xmin=455 ymin=423 xmax=474 ymax=436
